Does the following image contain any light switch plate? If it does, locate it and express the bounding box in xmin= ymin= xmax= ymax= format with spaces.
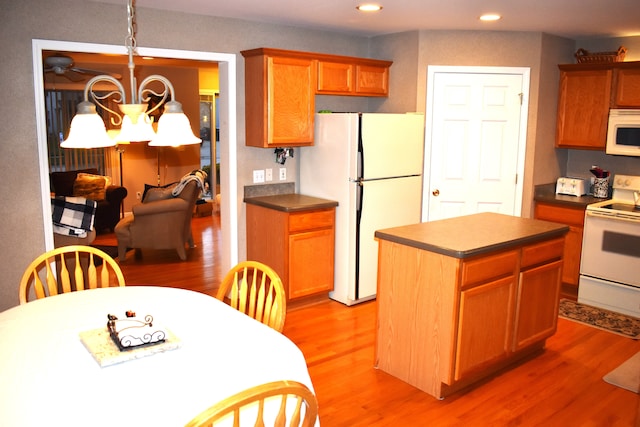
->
xmin=253 ymin=169 xmax=265 ymax=183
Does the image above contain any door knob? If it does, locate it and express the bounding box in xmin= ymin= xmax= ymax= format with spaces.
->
xmin=432 ymin=189 xmax=440 ymax=196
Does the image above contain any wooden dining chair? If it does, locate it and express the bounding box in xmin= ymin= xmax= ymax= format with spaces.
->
xmin=184 ymin=380 xmax=318 ymax=427
xmin=19 ymin=245 xmax=125 ymax=304
xmin=216 ymin=261 xmax=286 ymax=332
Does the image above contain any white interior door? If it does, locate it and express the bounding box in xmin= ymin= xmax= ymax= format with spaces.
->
xmin=422 ymin=67 xmax=529 ymax=222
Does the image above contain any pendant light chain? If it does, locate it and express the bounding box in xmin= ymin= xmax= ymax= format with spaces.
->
xmin=126 ymin=0 xmax=138 ymax=105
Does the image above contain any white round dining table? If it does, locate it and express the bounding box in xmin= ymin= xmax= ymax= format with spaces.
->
xmin=0 ymin=286 xmax=317 ymax=426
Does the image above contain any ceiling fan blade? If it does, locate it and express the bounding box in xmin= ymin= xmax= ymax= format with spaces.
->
xmin=71 ymin=67 xmax=122 ymax=80
xmin=61 ymin=71 xmax=85 ymax=82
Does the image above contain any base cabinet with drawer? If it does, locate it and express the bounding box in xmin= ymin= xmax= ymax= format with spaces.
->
xmin=246 ymin=201 xmax=336 ymax=302
xmin=534 ymin=202 xmax=585 ymax=298
xmin=374 ymin=214 xmax=566 ymax=399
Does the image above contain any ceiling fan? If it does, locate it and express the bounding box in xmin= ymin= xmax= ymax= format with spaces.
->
xmin=43 ymin=54 xmax=122 ymax=82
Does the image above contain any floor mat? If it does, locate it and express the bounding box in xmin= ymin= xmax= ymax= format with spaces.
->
xmin=558 ymin=299 xmax=640 ymax=339
xmin=603 ymin=351 xmax=640 ymax=393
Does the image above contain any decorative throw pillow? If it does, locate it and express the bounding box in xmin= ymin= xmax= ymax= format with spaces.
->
xmin=143 ymin=183 xmax=178 ymax=203
xmin=73 ymin=173 xmax=108 ymax=201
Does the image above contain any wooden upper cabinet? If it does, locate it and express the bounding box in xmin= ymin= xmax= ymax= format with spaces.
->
xmin=242 ymin=48 xmax=393 ymax=147
xmin=615 ymin=67 xmax=640 ymax=107
xmin=317 ymin=61 xmax=354 ymax=94
xmin=317 ymin=59 xmax=391 ymax=96
xmin=556 ymin=65 xmax=612 ymax=150
xmin=242 ymin=49 xmax=316 ymax=148
xmin=555 ymin=61 xmax=640 ymax=150
xmin=355 ymin=64 xmax=389 ymax=96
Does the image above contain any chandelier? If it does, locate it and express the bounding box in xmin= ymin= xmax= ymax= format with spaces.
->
xmin=61 ymin=0 xmax=202 ymax=149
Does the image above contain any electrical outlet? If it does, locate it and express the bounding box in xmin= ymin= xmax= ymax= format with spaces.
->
xmin=253 ymin=169 xmax=265 ymax=183
xmin=279 ymin=168 xmax=286 ymax=181
xmin=265 ymin=168 xmax=273 ymax=182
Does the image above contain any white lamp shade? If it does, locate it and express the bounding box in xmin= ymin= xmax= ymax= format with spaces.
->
xmin=149 ymin=112 xmax=202 ymax=147
xmin=61 ymin=109 xmax=116 ymax=149
xmin=116 ymin=114 xmax=156 ymax=143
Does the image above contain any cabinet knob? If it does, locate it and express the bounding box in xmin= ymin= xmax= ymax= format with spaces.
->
xmin=432 ymin=189 xmax=440 ymax=196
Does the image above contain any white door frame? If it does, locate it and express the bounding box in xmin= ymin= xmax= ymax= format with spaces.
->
xmin=422 ymin=65 xmax=530 ymax=221
xmin=31 ymin=39 xmax=238 ymax=272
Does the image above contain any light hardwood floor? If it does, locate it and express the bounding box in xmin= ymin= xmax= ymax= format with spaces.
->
xmin=95 ymin=214 xmax=640 ymax=426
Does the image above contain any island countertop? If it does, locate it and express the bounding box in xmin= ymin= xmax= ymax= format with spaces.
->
xmin=374 ymin=212 xmax=568 ymax=259
xmin=244 ymin=193 xmax=338 ymax=213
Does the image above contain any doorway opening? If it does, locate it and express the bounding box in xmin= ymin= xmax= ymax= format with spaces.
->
xmin=32 ymin=39 xmax=238 ymax=273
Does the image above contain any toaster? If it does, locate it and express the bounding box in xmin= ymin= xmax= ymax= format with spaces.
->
xmin=555 ymin=177 xmax=588 ymax=196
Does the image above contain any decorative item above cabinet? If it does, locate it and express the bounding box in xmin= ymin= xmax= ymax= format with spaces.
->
xmin=241 ymin=48 xmax=392 ymax=148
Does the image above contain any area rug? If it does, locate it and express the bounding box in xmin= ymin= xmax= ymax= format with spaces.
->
xmin=558 ymin=299 xmax=640 ymax=339
xmin=603 ymin=351 xmax=640 ymax=393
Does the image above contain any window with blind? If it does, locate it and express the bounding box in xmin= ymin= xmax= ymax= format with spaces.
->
xmin=45 ymin=89 xmax=109 ymax=174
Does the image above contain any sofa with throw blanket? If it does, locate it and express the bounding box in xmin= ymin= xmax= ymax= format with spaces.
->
xmin=50 ymin=168 xmax=127 ymax=233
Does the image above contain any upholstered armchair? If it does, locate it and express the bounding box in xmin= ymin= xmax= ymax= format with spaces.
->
xmin=114 ymin=180 xmax=200 ymax=261
xmin=49 ymin=168 xmax=127 ymax=233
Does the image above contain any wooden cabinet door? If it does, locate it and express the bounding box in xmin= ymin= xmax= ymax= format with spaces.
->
xmin=267 ymin=56 xmax=316 ymax=147
xmin=455 ymin=275 xmax=516 ymax=381
xmin=556 ymin=68 xmax=612 ymax=149
xmin=355 ymin=64 xmax=389 ymax=96
xmin=244 ymin=52 xmax=316 ymax=148
xmin=615 ymin=67 xmax=640 ymax=107
xmin=562 ymin=226 xmax=583 ymax=286
xmin=317 ymin=61 xmax=353 ymax=94
xmin=534 ymin=203 xmax=584 ymax=287
xmin=288 ymin=228 xmax=334 ymax=299
xmin=513 ymin=260 xmax=563 ymax=351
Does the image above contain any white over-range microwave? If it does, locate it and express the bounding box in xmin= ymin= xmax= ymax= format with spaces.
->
xmin=606 ymin=109 xmax=640 ymax=156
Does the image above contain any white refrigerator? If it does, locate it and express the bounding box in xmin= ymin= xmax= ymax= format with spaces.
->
xmin=299 ymin=113 xmax=425 ymax=305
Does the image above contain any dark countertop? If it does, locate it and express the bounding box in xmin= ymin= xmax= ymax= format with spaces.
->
xmin=374 ymin=212 xmax=569 ymax=259
xmin=534 ymin=183 xmax=609 ymax=208
xmin=244 ymin=193 xmax=338 ymax=213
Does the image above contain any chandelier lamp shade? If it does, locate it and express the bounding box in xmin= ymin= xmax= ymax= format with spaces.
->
xmin=61 ymin=0 xmax=201 ymax=149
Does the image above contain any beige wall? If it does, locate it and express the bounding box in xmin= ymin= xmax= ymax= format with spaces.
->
xmin=1 ymin=0 xmax=637 ymax=311
xmin=415 ymin=31 xmax=541 ymax=217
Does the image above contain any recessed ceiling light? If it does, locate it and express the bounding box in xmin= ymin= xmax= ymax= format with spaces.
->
xmin=357 ymin=4 xmax=383 ymax=12
xmin=480 ymin=13 xmax=501 ymax=22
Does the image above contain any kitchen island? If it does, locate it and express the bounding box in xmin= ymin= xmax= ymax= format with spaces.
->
xmin=374 ymin=212 xmax=568 ymax=399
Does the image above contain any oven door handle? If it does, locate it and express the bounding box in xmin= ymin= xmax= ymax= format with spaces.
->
xmin=586 ymin=210 xmax=640 ymax=223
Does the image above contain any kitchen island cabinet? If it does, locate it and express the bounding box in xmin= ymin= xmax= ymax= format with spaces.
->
xmin=374 ymin=213 xmax=568 ymax=399
xmin=245 ymin=194 xmax=338 ymax=303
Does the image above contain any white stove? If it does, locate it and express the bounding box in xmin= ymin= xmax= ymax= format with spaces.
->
xmin=579 ymin=174 xmax=640 ymax=317
xmin=585 ymin=174 xmax=640 ymax=220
